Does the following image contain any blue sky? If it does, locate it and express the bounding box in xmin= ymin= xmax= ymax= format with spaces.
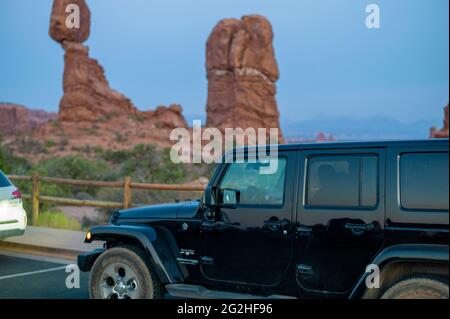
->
xmin=0 ymin=0 xmax=448 ymax=130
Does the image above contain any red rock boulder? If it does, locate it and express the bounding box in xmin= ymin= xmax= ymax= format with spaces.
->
xmin=205 ymin=15 xmax=283 ymax=143
xmin=49 ymin=0 xmax=91 ymax=43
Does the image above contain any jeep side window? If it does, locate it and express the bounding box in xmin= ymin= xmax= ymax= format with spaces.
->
xmin=306 ymin=155 xmax=378 ymax=208
xmin=219 ymin=158 xmax=287 ymax=206
xmin=400 ymin=152 xmax=449 ymax=211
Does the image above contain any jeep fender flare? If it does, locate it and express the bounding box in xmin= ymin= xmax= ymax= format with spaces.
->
xmin=349 ymin=244 xmax=449 ymax=299
xmin=87 ymin=224 xmax=184 ymax=284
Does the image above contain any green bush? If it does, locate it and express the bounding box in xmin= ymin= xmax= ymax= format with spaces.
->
xmin=33 ymin=155 xmax=117 ymax=196
xmin=35 ymin=210 xmax=82 ymax=231
xmin=0 ymin=144 xmax=30 ymax=174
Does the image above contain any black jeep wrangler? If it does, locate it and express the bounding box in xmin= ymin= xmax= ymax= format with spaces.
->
xmin=78 ymin=139 xmax=449 ymax=299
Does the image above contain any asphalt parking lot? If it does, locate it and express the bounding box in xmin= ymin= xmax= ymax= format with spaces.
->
xmin=0 ymin=252 xmax=89 ymax=299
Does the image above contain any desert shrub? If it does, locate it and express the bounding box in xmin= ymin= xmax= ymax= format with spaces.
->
xmin=100 ymin=144 xmax=186 ymax=183
xmin=120 ymin=145 xmax=186 ymax=183
xmin=44 ymin=140 xmax=57 ymax=148
xmin=0 ymin=144 xmax=30 ymax=175
xmin=35 ymin=155 xmax=114 ymax=181
xmin=36 ymin=210 xmax=82 ymax=231
xmin=33 ymin=156 xmax=117 ymax=197
xmin=14 ymin=137 xmax=48 ymax=154
xmin=100 ymin=149 xmax=129 ymax=163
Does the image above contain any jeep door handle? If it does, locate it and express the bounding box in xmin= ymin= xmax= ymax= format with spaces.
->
xmin=297 ymin=226 xmax=312 ymax=237
xmin=264 ymin=220 xmax=281 ymax=231
xmin=345 ymin=222 xmax=375 ymax=232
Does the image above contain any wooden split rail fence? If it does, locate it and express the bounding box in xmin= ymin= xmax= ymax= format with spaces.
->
xmin=7 ymin=173 xmax=206 ymax=226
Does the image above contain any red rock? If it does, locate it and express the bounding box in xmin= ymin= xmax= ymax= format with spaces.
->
xmin=0 ymin=103 xmax=56 ymax=135
xmin=58 ymin=41 xmax=138 ymax=122
xmin=205 ymin=15 xmax=283 ymax=143
xmin=20 ymin=0 xmax=190 ymax=159
xmin=206 ymin=16 xmax=279 ymax=81
xmin=50 ymin=0 xmax=138 ymax=122
xmin=5 ymin=11 xmax=288 ymax=161
xmin=145 ymin=104 xmax=188 ymax=129
xmin=49 ymin=0 xmax=90 ymax=43
xmin=430 ymin=104 xmax=449 ymax=138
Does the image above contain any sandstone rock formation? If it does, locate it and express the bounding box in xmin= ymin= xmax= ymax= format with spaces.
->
xmin=49 ymin=0 xmax=138 ymax=122
xmin=21 ymin=0 xmax=189 ymax=158
xmin=145 ymin=104 xmax=188 ymax=129
xmin=205 ymin=15 xmax=283 ymax=143
xmin=430 ymin=104 xmax=449 ymax=138
xmin=58 ymin=41 xmax=138 ymax=122
xmin=4 ymin=6 xmax=287 ymax=161
xmin=0 ymin=103 xmax=56 ymax=135
xmin=49 ymin=0 xmax=90 ymax=43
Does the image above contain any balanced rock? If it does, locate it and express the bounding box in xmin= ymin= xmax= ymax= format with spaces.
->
xmin=49 ymin=0 xmax=138 ymax=122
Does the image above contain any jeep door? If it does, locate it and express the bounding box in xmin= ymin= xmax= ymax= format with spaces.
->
xmin=201 ymin=150 xmax=298 ymax=287
xmin=295 ymin=148 xmax=385 ymax=295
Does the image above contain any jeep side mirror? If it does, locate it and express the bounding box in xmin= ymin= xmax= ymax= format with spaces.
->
xmin=203 ymin=186 xmax=217 ymax=207
xmin=218 ymin=188 xmax=241 ymax=207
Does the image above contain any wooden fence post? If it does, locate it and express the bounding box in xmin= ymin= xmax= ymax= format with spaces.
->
xmin=123 ymin=176 xmax=132 ymax=209
xmin=32 ymin=172 xmax=40 ymax=225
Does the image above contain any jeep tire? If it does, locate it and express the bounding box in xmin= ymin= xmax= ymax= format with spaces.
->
xmin=380 ymin=276 xmax=449 ymax=299
xmin=89 ymin=245 xmax=163 ymax=299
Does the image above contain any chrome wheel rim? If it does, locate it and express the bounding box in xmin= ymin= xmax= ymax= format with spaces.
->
xmin=99 ymin=263 xmax=140 ymax=299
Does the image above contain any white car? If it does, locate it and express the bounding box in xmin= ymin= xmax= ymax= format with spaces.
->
xmin=0 ymin=170 xmax=27 ymax=239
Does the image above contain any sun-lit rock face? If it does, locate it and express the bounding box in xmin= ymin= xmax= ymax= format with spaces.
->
xmin=205 ymin=15 xmax=283 ymax=143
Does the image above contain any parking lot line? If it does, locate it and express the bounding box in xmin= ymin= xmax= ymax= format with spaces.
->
xmin=0 ymin=265 xmax=67 ymax=281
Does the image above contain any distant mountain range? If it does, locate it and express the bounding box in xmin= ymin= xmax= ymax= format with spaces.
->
xmin=281 ymin=115 xmax=438 ymax=141
xmin=184 ymin=113 xmax=438 ymax=141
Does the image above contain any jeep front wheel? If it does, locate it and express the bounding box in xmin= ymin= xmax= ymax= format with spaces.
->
xmin=381 ymin=276 xmax=449 ymax=299
xmin=89 ymin=245 xmax=163 ymax=299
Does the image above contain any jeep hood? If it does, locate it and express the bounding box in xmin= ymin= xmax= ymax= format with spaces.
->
xmin=116 ymin=200 xmax=201 ymax=221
